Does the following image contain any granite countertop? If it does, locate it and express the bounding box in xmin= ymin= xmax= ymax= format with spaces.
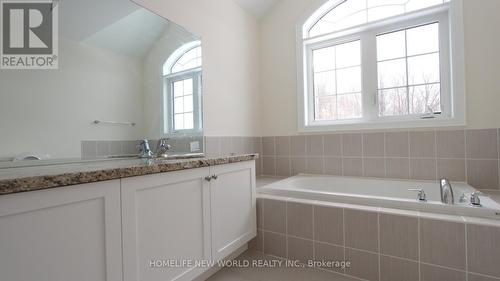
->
xmin=0 ymin=154 xmax=258 ymax=196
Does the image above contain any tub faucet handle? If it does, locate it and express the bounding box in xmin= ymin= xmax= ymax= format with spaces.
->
xmin=408 ymin=188 xmax=427 ymax=202
xmin=470 ymin=191 xmax=488 ymax=207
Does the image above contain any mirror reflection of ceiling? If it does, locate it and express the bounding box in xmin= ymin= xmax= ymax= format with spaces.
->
xmin=61 ymin=0 xmax=169 ymax=58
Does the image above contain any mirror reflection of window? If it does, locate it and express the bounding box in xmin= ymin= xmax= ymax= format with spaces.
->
xmin=163 ymin=42 xmax=202 ymax=135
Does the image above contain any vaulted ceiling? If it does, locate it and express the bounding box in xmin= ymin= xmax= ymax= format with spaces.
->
xmin=233 ymin=0 xmax=280 ymax=18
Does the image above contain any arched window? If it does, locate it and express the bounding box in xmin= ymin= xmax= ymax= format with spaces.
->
xmin=305 ymin=0 xmax=450 ymax=38
xmin=163 ymin=41 xmax=202 ymax=134
xmin=298 ymin=0 xmax=464 ymax=131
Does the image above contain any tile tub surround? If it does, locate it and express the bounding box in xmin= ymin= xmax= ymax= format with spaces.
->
xmin=0 ymin=154 xmax=258 ymax=195
xmin=259 ymin=128 xmax=500 ymax=190
xmin=249 ymin=196 xmax=500 ymax=281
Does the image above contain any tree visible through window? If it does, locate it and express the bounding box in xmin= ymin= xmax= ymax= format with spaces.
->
xmin=302 ymin=0 xmax=453 ymax=128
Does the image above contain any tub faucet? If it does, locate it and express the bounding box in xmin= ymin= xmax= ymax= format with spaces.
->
xmin=440 ymin=178 xmax=454 ymax=204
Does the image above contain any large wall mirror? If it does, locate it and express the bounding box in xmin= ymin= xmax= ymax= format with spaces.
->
xmin=0 ymin=0 xmax=204 ymax=166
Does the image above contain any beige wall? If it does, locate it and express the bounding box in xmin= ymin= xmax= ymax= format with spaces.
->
xmin=137 ymin=0 xmax=262 ymax=137
xmin=259 ymin=0 xmax=500 ymax=136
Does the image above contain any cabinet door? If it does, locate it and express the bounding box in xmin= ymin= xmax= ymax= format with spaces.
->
xmin=121 ymin=168 xmax=211 ymax=281
xmin=210 ymin=161 xmax=256 ymax=260
xmin=0 ymin=180 xmax=122 ymax=281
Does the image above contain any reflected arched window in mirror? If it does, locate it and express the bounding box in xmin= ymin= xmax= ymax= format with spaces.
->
xmin=163 ymin=41 xmax=202 ymax=134
xmin=300 ymin=0 xmax=455 ymax=128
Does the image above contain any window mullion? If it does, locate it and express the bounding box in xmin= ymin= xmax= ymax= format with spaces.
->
xmin=360 ymin=32 xmax=378 ymax=121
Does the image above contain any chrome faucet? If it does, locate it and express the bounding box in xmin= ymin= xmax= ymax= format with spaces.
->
xmin=138 ymin=139 xmax=154 ymax=158
xmin=408 ymin=188 xmax=427 ymax=202
xmin=470 ymin=191 xmax=482 ymax=207
xmin=440 ymin=178 xmax=454 ymax=204
xmin=156 ymin=138 xmax=172 ymax=158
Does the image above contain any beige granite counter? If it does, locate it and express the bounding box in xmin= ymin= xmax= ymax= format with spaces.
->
xmin=0 ymin=154 xmax=258 ymax=196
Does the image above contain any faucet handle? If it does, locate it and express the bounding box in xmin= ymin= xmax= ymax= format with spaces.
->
xmin=470 ymin=191 xmax=482 ymax=207
xmin=408 ymin=188 xmax=427 ymax=202
xmin=470 ymin=191 xmax=489 ymax=207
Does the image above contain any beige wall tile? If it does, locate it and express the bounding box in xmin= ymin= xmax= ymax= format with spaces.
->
xmin=467 ymin=129 xmax=498 ymax=159
xmin=380 ymin=255 xmax=419 ymax=281
xmin=345 ymin=248 xmax=379 ymax=281
xmin=314 ymin=206 xmax=343 ymax=245
xmin=467 ymin=160 xmax=499 ymax=189
xmin=437 ymin=130 xmax=466 ymax=158
xmin=262 ymin=137 xmax=276 ymax=156
xmin=249 ymin=230 xmax=263 ymax=252
xmin=345 ymin=209 xmax=379 ymax=252
xmin=306 ymin=135 xmax=324 ymax=157
xmin=231 ymin=137 xmax=243 ymax=153
xmin=314 ymin=242 xmax=345 ymax=273
xmin=257 ymin=198 xmax=263 ymax=229
xmin=410 ymin=159 xmax=437 ymax=180
xmin=410 ymin=131 xmax=436 ymax=158
xmin=385 ymin=132 xmax=409 ymax=157
xmin=291 ymin=136 xmax=306 ymax=157
xmin=276 ymin=136 xmax=291 ymax=156
xmin=276 ymin=157 xmax=291 ymax=177
xmin=468 ymin=273 xmax=500 ymax=281
xmin=287 ymin=202 xmax=313 ymax=239
xmin=437 ymin=159 xmax=466 ymax=181
xmin=262 ymin=157 xmax=276 ymax=176
xmin=380 ymin=214 xmax=419 ymax=260
xmin=363 ymin=132 xmax=385 ymax=157
xmin=324 ymin=157 xmax=342 ymax=175
xmin=287 ymin=237 xmax=313 ymax=264
xmin=467 ymin=224 xmax=500 ymax=278
xmin=291 ymin=157 xmax=307 ymax=175
xmin=241 ymin=137 xmax=253 ymax=153
xmin=342 ymin=133 xmax=362 ymax=157
xmin=324 ymin=134 xmax=342 ymax=157
xmin=263 ymin=199 xmax=286 ymax=233
xmin=343 ymin=158 xmax=363 ymax=177
xmin=306 ymin=157 xmax=324 ymax=174
xmin=420 ymin=264 xmax=466 ymax=281
xmin=386 ymin=158 xmax=410 ymax=179
xmin=220 ymin=137 xmax=233 ymax=155
xmin=420 ymin=218 xmax=466 ymax=270
xmin=363 ymin=158 xmax=386 ymax=178
xmin=263 ymin=231 xmax=286 ymax=258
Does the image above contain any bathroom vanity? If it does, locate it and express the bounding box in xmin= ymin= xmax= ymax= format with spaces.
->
xmin=0 ymin=155 xmax=257 ymax=281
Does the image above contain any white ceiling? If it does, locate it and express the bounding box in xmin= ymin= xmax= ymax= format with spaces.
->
xmin=233 ymin=0 xmax=279 ymax=18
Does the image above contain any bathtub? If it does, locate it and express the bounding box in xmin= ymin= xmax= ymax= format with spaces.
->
xmin=259 ymin=174 xmax=500 ymax=220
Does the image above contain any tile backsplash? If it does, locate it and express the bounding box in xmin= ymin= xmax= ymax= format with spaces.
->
xmin=258 ymin=128 xmax=500 ymax=191
xmin=82 ymin=128 xmax=500 ymax=190
xmin=81 ymin=136 xmax=204 ymax=159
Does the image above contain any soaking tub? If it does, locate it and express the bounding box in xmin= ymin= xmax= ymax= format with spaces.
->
xmin=259 ymin=174 xmax=500 ymax=219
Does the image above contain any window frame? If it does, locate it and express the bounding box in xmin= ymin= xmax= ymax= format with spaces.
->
xmin=163 ymin=43 xmax=203 ymax=136
xmin=297 ymin=0 xmax=466 ymax=132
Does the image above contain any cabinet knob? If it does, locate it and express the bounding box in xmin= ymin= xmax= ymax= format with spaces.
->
xmin=211 ymin=175 xmax=218 ymax=180
xmin=204 ymin=176 xmax=212 ymax=182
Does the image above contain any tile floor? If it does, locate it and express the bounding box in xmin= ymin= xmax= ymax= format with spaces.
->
xmin=206 ymin=250 xmax=358 ymax=281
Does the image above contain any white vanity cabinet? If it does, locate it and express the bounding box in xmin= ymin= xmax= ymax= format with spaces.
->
xmin=0 ymin=180 xmax=123 ymax=281
xmin=121 ymin=167 xmax=212 ymax=281
xmin=121 ymin=160 xmax=256 ymax=281
xmin=0 ymin=160 xmax=256 ymax=281
xmin=209 ymin=161 xmax=256 ymax=261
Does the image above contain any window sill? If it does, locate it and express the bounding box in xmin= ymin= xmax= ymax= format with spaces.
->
xmin=299 ymin=117 xmax=465 ymax=133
